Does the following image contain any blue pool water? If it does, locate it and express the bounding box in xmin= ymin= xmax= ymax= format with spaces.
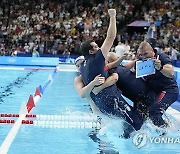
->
xmin=0 ymin=65 xmax=180 ymax=154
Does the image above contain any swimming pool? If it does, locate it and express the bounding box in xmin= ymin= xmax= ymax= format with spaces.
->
xmin=0 ymin=64 xmax=180 ymax=154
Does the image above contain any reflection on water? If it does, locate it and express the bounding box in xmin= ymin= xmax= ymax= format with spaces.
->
xmin=89 ymin=129 xmax=119 ymax=154
xmin=0 ymin=71 xmax=36 ymax=103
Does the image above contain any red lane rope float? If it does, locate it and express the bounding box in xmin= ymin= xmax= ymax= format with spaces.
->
xmin=0 ymin=114 xmax=36 ymax=118
xmin=21 ymin=120 xmax=34 ymax=124
xmin=0 ymin=119 xmax=33 ymax=124
xmin=0 ymin=120 xmax=15 ymax=124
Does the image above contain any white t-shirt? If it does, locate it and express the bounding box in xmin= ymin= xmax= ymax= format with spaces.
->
xmin=115 ymin=44 xmax=125 ymax=57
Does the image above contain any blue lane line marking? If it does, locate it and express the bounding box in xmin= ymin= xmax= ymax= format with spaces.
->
xmin=39 ymin=85 xmax=44 ymax=95
xmin=42 ymin=80 xmax=51 ymax=92
xmin=39 ymin=67 xmax=57 ymax=95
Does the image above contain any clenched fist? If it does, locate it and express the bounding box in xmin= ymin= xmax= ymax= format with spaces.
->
xmin=108 ymin=9 xmax=116 ymax=17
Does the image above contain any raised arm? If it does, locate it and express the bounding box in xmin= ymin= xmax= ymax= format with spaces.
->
xmin=106 ymin=52 xmax=129 ymax=70
xmin=101 ymin=9 xmax=117 ymax=59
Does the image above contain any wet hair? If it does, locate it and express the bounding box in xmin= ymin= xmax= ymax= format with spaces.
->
xmin=80 ymin=39 xmax=94 ymax=56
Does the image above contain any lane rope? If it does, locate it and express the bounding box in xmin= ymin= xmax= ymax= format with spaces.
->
xmin=0 ymin=66 xmax=59 ymax=154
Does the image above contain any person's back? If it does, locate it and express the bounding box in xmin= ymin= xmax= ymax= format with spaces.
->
xmin=80 ymin=49 xmax=108 ymax=84
xmin=80 ymin=49 xmax=121 ymax=112
xmin=113 ymin=65 xmax=156 ymax=105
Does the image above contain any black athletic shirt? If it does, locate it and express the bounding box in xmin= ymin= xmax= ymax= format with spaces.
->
xmin=144 ymin=51 xmax=178 ymax=93
xmin=80 ymin=49 xmax=108 ymax=85
xmin=110 ymin=65 xmax=156 ymax=105
xmin=80 ymin=49 xmax=124 ymax=111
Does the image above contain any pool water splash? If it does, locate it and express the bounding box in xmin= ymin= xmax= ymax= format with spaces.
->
xmin=99 ymin=118 xmax=180 ymax=153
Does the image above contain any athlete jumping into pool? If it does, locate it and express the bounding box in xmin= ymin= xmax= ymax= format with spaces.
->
xmin=77 ymin=9 xmax=144 ymax=138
